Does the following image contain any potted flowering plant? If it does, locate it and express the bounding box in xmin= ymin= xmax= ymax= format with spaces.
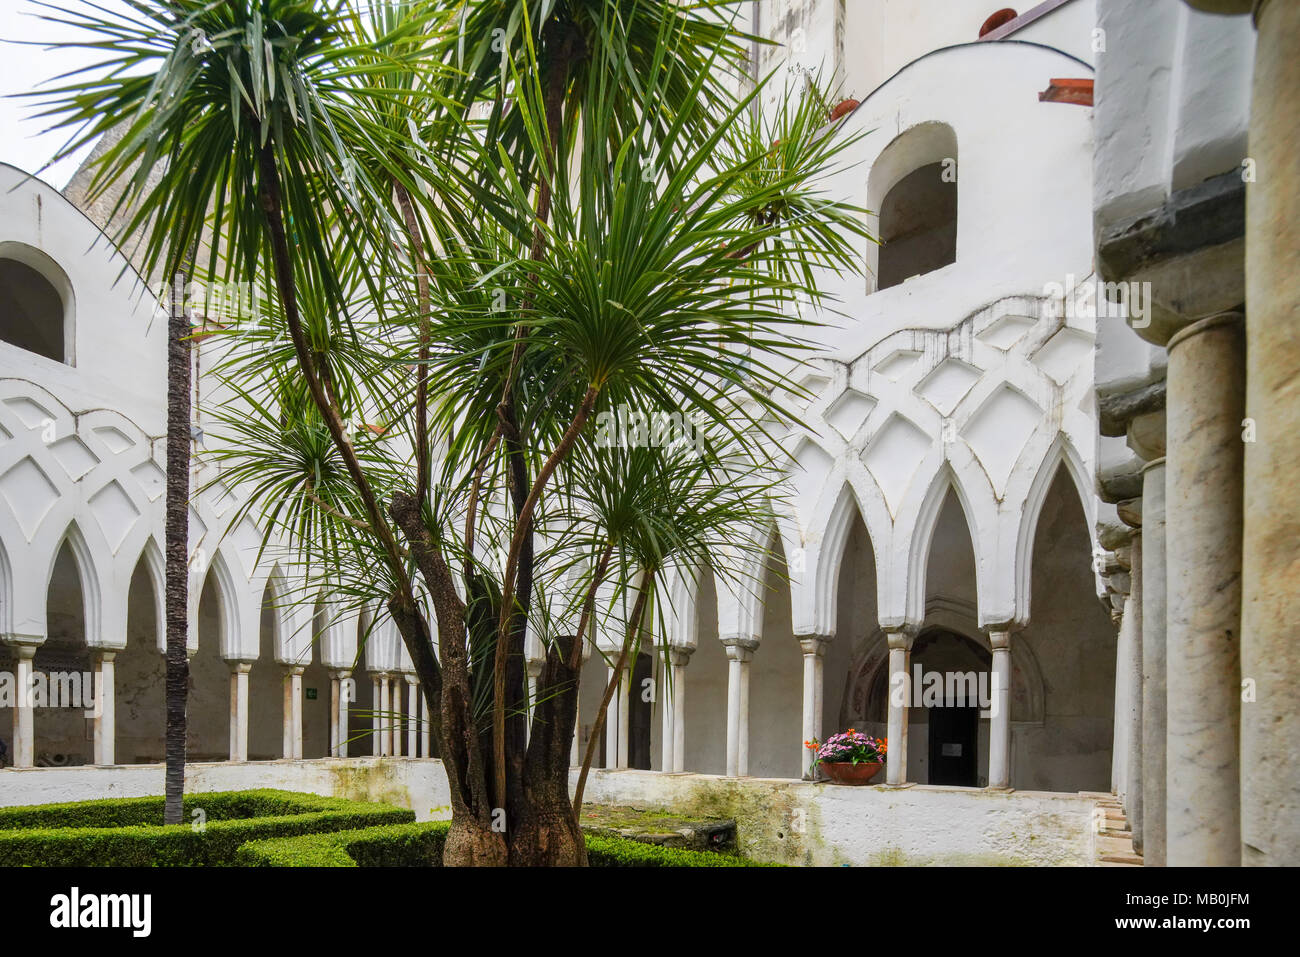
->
xmin=806 ymin=730 xmax=887 ymax=785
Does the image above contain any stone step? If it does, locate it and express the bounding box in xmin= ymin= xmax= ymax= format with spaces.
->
xmin=1100 ymin=852 xmax=1144 ymax=865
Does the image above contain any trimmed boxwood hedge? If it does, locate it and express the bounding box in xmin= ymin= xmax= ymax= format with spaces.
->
xmin=0 ymin=790 xmax=414 ymax=866
xmin=235 ymin=821 xmax=779 ymax=867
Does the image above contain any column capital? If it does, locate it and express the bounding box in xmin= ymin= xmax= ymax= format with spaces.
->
xmin=230 ymin=661 xmax=253 ymax=675
xmin=329 ymin=668 xmax=352 ymax=680
xmin=986 ymin=630 xmax=1013 ymax=652
xmin=9 ymin=643 xmax=37 ymax=660
xmin=797 ymin=634 xmax=831 ymax=656
xmin=721 ymin=635 xmax=758 ymax=658
xmin=884 ymin=626 xmax=916 ymax=651
xmin=1166 ymin=309 xmax=1245 ymax=354
xmin=723 ymin=640 xmax=755 ymax=663
xmin=664 ymin=646 xmax=693 ymax=667
xmin=285 ymin=664 xmax=306 ymax=677
xmin=93 ymin=650 xmax=117 ymax=664
xmin=525 ymin=658 xmax=545 ymax=678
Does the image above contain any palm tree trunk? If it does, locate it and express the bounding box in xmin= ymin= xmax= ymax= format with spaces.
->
xmin=163 ymin=274 xmax=192 ymax=825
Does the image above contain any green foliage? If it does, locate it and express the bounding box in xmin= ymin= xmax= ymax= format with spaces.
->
xmin=0 ymin=790 xmax=413 ymax=866
xmin=235 ymin=820 xmax=780 ymax=867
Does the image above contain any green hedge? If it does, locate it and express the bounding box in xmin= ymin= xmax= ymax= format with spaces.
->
xmin=236 ymin=821 xmax=777 ymax=867
xmin=0 ymin=790 xmax=414 ymax=866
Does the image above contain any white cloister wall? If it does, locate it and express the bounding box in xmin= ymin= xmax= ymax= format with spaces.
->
xmin=2 ymin=3 xmax=1117 ymax=798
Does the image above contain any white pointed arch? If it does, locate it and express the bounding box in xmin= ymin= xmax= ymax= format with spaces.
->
xmin=135 ymin=536 xmax=166 ymax=654
xmin=898 ymin=463 xmax=983 ymax=628
xmin=194 ymin=548 xmax=245 ymax=660
xmin=1011 ymin=434 xmax=1098 ymax=628
xmin=46 ymin=520 xmax=104 ymax=650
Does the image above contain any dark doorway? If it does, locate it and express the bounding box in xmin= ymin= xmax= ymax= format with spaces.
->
xmin=928 ymin=705 xmax=979 ymax=786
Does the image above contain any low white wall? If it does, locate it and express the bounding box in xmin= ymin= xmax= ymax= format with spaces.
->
xmin=0 ymin=760 xmax=1101 ymax=865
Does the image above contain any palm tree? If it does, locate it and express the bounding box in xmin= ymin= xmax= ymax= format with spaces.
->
xmin=34 ymin=0 xmax=870 ymax=864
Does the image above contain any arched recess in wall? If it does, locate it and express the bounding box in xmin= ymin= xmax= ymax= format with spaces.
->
xmin=250 ymin=579 xmax=284 ymax=760
xmin=191 ymin=566 xmax=232 ymax=760
xmin=116 ymin=548 xmax=165 ymax=763
xmin=1014 ymin=463 xmax=1116 ymax=793
xmin=36 ymin=534 xmax=94 ymax=765
xmin=866 ymin=122 xmax=958 ymax=293
xmin=748 ymin=534 xmax=802 ymax=780
xmin=0 ymin=242 xmax=74 ymax=364
xmin=301 ymin=624 xmax=331 ymax=759
xmin=683 ymin=566 xmax=725 ymax=775
xmin=345 ymin=611 xmax=374 ymax=757
xmin=826 ymin=506 xmax=878 ymax=746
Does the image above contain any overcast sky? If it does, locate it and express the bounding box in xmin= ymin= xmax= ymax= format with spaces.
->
xmin=0 ymin=0 xmax=138 ymax=189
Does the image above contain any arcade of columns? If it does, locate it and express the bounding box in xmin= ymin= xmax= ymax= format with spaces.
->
xmin=1097 ymin=0 xmax=1300 ymax=867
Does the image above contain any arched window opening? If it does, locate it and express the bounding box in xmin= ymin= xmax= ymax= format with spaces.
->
xmin=877 ymin=162 xmax=958 ymax=290
xmin=0 ymin=256 xmax=67 ymax=362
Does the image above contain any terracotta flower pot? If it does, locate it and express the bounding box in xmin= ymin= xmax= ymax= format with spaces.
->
xmin=820 ymin=761 xmax=883 ymax=785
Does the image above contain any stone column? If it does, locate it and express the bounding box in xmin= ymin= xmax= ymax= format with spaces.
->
xmin=603 ymin=664 xmax=619 ymax=769
xmin=1126 ymin=532 xmax=1144 ymax=850
xmin=371 ymin=676 xmax=381 ymax=755
xmin=13 ymin=645 xmax=35 ymax=767
xmin=392 ymin=675 xmax=405 ymax=757
xmin=1141 ymin=458 xmax=1168 ymax=865
xmin=331 ymin=669 xmax=351 ymax=758
xmin=986 ymin=629 xmax=1012 ymax=789
xmin=1165 ymin=311 xmax=1245 ymax=866
xmin=92 ymin=651 xmax=116 ymax=766
xmin=616 ymin=662 xmax=630 ymax=769
xmin=329 ymin=672 xmax=340 ymax=757
xmin=420 ymin=688 xmax=431 ymax=759
xmin=660 ymin=648 xmax=675 ymax=772
xmin=525 ymin=659 xmax=543 ymax=747
xmin=229 ymin=662 xmax=251 ymax=762
xmin=282 ymin=666 xmax=304 ymax=760
xmin=885 ymin=629 xmax=914 ymax=786
xmin=724 ymin=640 xmax=755 ymax=777
xmin=670 ymin=649 xmax=690 ymax=773
xmin=406 ymin=680 xmax=419 ymax=757
xmin=378 ymin=674 xmax=392 ymax=757
xmin=1242 ymin=0 xmax=1300 ymax=867
xmin=798 ymin=636 xmax=829 ymax=778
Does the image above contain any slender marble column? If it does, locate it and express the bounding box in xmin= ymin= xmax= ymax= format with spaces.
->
xmin=420 ymin=687 xmax=431 ymax=759
xmin=329 ymin=673 xmax=340 ymax=757
xmin=407 ymin=680 xmax=419 ymax=757
xmin=371 ymin=676 xmax=381 ymax=755
xmin=986 ymin=629 xmax=1012 ymax=789
xmin=1126 ymin=533 xmax=1144 ymax=851
xmin=283 ymin=666 xmax=304 ymax=759
xmin=1165 ymin=311 xmax=1245 ymax=866
xmin=660 ymin=649 xmax=675 ymax=771
xmin=616 ymin=663 xmax=630 ymax=769
xmin=282 ymin=669 xmax=294 ymax=759
xmin=390 ymin=675 xmax=403 ymax=757
xmin=230 ymin=662 xmax=251 ymax=762
xmin=93 ymin=651 xmax=116 ymax=766
xmin=885 ymin=629 xmax=914 ymax=786
xmin=724 ymin=641 xmax=755 ymax=777
xmin=290 ymin=666 xmax=304 ymax=760
xmin=382 ymin=675 xmax=396 ymax=757
xmin=1242 ymin=0 xmax=1300 ymax=866
xmin=13 ymin=645 xmax=35 ymax=767
xmin=1141 ymin=458 xmax=1168 ymax=865
xmin=331 ymin=670 xmax=351 ymax=758
xmin=604 ymin=664 xmax=619 ymax=769
xmin=798 ymin=636 xmax=829 ymax=778
xmin=525 ymin=660 xmax=543 ymax=747
xmin=670 ymin=649 xmax=690 ymax=773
